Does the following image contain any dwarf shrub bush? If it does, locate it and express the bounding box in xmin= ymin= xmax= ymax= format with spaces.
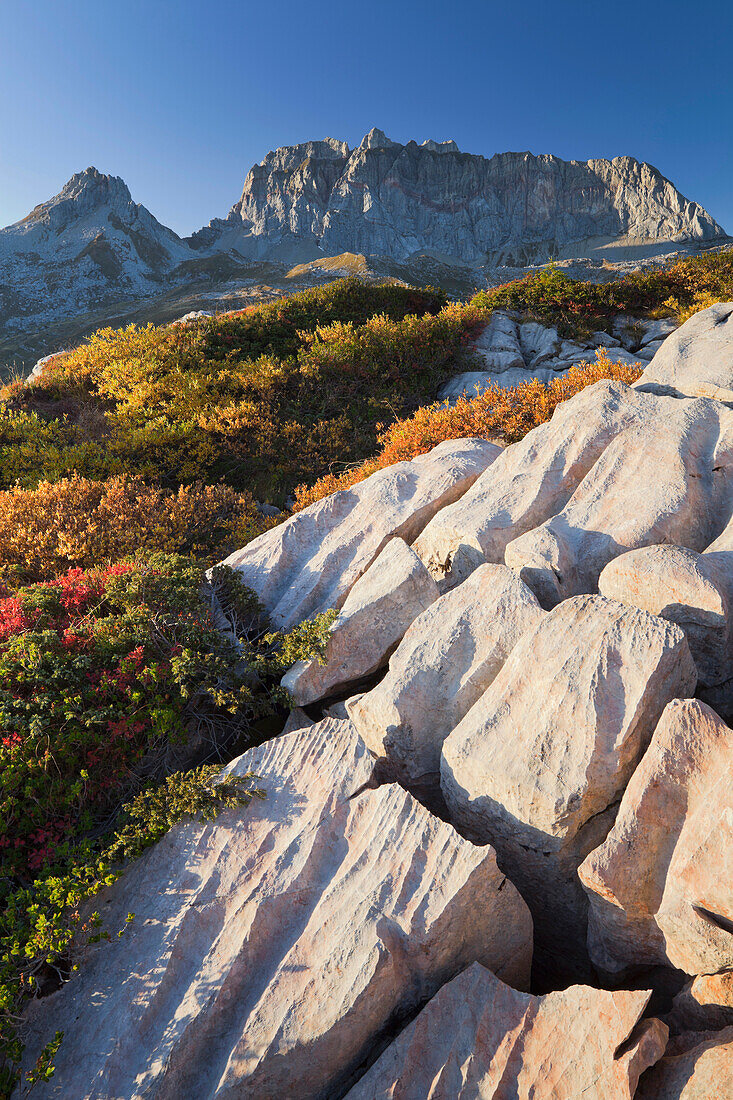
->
xmin=0 ymin=552 xmax=334 ymax=1092
xmin=0 ymin=475 xmax=275 ymax=584
xmin=294 ymin=352 xmax=643 ymax=508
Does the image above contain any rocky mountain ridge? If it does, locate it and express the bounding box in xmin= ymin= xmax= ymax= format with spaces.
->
xmin=0 ymin=134 xmax=728 ymax=369
xmin=198 ymin=127 xmax=725 ymax=265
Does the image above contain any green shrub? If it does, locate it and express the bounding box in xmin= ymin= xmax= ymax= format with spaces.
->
xmin=0 ymin=552 xmax=334 ymax=1093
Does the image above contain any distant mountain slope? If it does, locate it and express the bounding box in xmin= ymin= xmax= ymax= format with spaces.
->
xmin=192 ymin=128 xmax=726 ymax=265
xmin=0 ymin=135 xmax=727 ymax=370
xmin=0 ymin=168 xmax=194 ymax=339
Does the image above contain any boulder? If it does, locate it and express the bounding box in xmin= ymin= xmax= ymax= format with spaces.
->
xmin=588 ymin=330 xmax=622 ymax=349
xmin=664 ymin=971 xmax=733 ymax=1035
xmin=414 ymin=379 xmax=666 ymax=577
xmin=441 ymin=595 xmax=696 ymax=982
xmin=474 ymin=311 xmax=524 ymax=371
xmin=637 ymin=339 xmax=665 ymax=360
xmin=221 ymin=436 xmax=500 ymax=629
xmin=613 ymin=314 xmax=647 ymax=350
xmin=519 ymin=319 xmax=560 ymax=365
xmin=636 ymin=302 xmax=733 ymax=400
xmin=20 ymin=718 xmax=532 ymax=1099
xmin=639 ymin=317 xmax=677 ymax=346
xmin=280 ymin=706 xmax=314 ymax=735
xmin=598 ymin=544 xmax=733 ymax=686
xmin=347 ymin=963 xmax=667 ymax=1100
xmin=505 ymin=397 xmax=733 ymax=607
xmin=282 ymin=537 xmax=439 ymax=705
xmin=579 ymin=698 xmax=733 ymax=979
xmin=559 ymin=338 xmax=590 ymax=362
xmin=438 ymin=366 xmax=557 ymax=401
xmin=636 ymin=1027 xmax=733 ymax=1099
xmin=429 ymin=540 xmax=487 ymax=594
xmin=603 ymin=347 xmax=643 ymax=367
xmin=348 ymin=564 xmax=543 ymax=792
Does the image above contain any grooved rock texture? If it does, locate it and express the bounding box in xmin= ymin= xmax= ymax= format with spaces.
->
xmin=579 ymin=698 xmax=733 ymax=979
xmin=282 ymin=537 xmax=439 ymax=705
xmin=346 ymin=963 xmax=667 ymax=1100
xmin=414 ymin=380 xmax=668 ymax=575
xmin=636 ymin=302 xmax=733 ymax=400
xmin=201 ymin=131 xmax=724 ymax=265
xmin=19 ymin=718 xmax=532 ymax=1099
xmin=636 ymin=1028 xmax=733 ymax=1099
xmin=348 ymin=564 xmax=543 ymax=791
xmin=505 ymin=396 xmax=733 ymax=608
xmin=221 ymin=437 xmax=500 ymax=630
xmin=441 ymin=595 xmax=697 ymax=983
xmin=598 ymin=543 xmax=733 ymax=687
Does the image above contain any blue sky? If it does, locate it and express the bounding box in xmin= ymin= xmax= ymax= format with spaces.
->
xmin=1 ymin=0 xmax=731 ymax=236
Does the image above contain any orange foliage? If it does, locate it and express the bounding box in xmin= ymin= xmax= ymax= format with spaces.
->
xmin=294 ymin=352 xmax=643 ymax=510
xmin=0 ymin=474 xmax=276 ymax=581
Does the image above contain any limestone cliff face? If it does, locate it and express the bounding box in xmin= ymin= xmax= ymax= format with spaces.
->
xmin=201 ymin=128 xmax=724 ymax=264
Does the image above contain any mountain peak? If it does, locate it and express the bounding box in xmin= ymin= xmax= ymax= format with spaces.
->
xmin=420 ymin=138 xmax=461 ymax=154
xmin=359 ymin=127 xmax=399 ymax=151
xmin=18 ymin=167 xmax=135 ymax=233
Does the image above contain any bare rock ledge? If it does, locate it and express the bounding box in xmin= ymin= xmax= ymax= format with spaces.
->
xmin=346 ymin=962 xmax=667 ymax=1100
xmin=20 ymin=718 xmax=531 ymax=1099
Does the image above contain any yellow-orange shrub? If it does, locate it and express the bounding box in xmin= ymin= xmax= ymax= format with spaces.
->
xmin=0 ymin=475 xmax=277 ymax=581
xmin=294 ymin=352 xmax=643 ymax=510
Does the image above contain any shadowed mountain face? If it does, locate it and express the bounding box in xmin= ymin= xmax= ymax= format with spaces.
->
xmin=193 ymin=128 xmax=726 ymax=265
xmin=0 ymin=134 xmax=727 ymax=369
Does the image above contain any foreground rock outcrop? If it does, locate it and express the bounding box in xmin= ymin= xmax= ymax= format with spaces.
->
xmin=579 ymin=698 xmax=733 ymax=979
xmin=598 ymin=543 xmax=733 ymax=687
xmin=636 ymin=1028 xmax=733 ymax=1099
xmin=21 ymin=719 xmax=531 ymax=1099
xmin=414 ymin=379 xmax=666 ymax=575
xmin=282 ymin=537 xmax=439 ymax=705
xmin=504 ymin=395 xmax=733 ymax=607
xmin=441 ymin=595 xmax=697 ymax=982
xmin=347 ymin=963 xmax=667 ymax=1099
xmin=664 ymin=972 xmax=733 ymax=1034
xmin=348 ymin=564 xmax=543 ymax=792
xmin=222 ymin=437 xmax=500 ymax=629
xmin=636 ymin=301 xmax=733 ymax=400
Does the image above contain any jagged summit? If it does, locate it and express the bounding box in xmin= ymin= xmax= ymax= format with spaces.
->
xmin=0 ymin=168 xmax=191 ymax=343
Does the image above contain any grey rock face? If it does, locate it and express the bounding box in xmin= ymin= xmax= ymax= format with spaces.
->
xmin=204 ymin=135 xmax=725 ymax=265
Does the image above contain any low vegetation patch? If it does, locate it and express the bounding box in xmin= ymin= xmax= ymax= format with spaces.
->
xmin=0 ymin=474 xmax=275 ymax=586
xmin=0 ymin=553 xmax=334 ymax=1093
xmin=475 ymin=248 xmax=733 ymax=337
xmin=294 ymin=353 xmax=643 ymax=508
xmin=0 ymin=280 xmax=463 ymax=503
